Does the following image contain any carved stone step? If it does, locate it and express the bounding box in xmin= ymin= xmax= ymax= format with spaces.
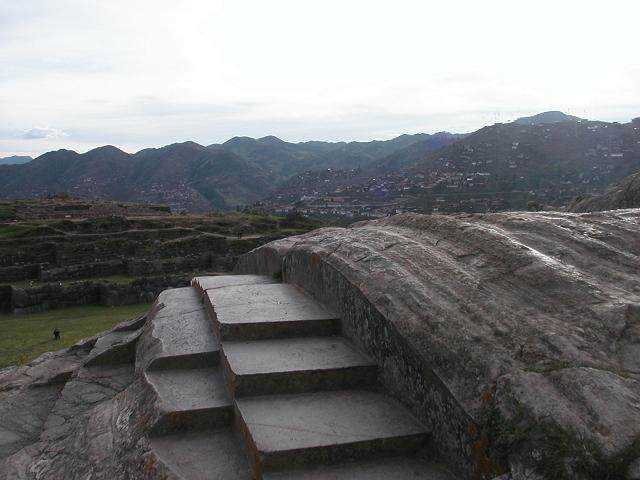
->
xmin=222 ymin=336 xmax=377 ymax=396
xmin=205 ymin=283 xmax=339 ymax=340
xmin=146 ymin=367 xmax=232 ymax=434
xmin=149 ymin=429 xmax=252 ymax=479
xmin=192 ymin=274 xmax=277 ymax=295
xmin=144 ymin=287 xmax=220 ymax=370
xmin=263 ymin=456 xmax=455 ymax=479
xmin=235 ymin=390 xmax=428 ymax=475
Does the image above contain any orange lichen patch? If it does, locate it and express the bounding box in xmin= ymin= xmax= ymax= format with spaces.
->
xmin=472 ymin=435 xmax=495 ymax=479
xmin=468 ymin=422 xmax=478 ymax=437
xmin=481 ymin=386 xmax=495 ymax=405
xmin=310 ymin=253 xmax=321 ymax=268
xmin=143 ymin=453 xmax=157 ymax=477
xmin=166 ymin=411 xmax=184 ymax=429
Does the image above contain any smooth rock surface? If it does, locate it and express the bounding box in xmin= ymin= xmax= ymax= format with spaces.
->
xmin=145 ymin=287 xmax=219 ymax=368
xmin=209 ymin=283 xmax=337 ymax=325
xmin=145 ymin=367 xmax=230 ymax=412
xmin=237 ymin=210 xmax=640 ymax=478
xmin=150 ymin=430 xmax=252 ymax=480
xmin=264 ymin=456 xmax=454 ymax=480
xmin=236 ymin=389 xmax=427 ymax=453
xmin=223 ymin=336 xmax=374 ymax=375
xmin=193 ymin=274 xmax=276 ymax=292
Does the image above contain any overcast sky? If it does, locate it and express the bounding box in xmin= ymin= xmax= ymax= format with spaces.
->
xmin=1 ymin=0 xmax=639 ymax=158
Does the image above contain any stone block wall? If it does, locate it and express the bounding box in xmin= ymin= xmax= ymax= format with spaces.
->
xmin=40 ymin=260 xmax=126 ymax=282
xmin=11 ymin=282 xmax=102 ymax=314
xmin=6 ymin=273 xmax=192 ymax=314
xmin=99 ymin=274 xmax=192 ymax=306
xmin=0 ymin=263 xmax=42 ymax=282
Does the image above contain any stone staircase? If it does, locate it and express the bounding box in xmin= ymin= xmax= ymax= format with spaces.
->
xmin=141 ymin=275 xmax=454 ymax=479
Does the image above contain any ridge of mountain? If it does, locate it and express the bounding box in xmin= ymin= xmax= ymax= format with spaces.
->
xmin=513 ymin=110 xmax=584 ymax=125
xmin=0 ymin=155 xmax=32 ymax=166
xmin=3 ymin=113 xmax=639 ymax=214
xmin=403 ymin=118 xmax=640 ymax=207
xmin=0 ymin=142 xmax=269 ymax=212
xmin=216 ymin=132 xmax=454 ymax=177
xmin=266 ymin=117 xmax=640 ymax=215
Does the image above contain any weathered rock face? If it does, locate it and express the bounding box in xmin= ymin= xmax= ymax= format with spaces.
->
xmin=571 ymin=170 xmax=640 ymax=212
xmin=0 ymin=312 xmax=163 ymax=480
xmin=237 ymin=209 xmax=640 ymax=479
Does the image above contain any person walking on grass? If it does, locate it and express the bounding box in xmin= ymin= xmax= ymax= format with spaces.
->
xmin=53 ymin=328 xmax=60 ymax=341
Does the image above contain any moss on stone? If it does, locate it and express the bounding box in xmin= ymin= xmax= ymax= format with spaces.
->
xmin=478 ymin=393 xmax=639 ymax=479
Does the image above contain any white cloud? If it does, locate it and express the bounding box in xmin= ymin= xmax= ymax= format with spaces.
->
xmin=21 ymin=127 xmax=68 ymax=140
xmin=0 ymin=0 xmax=639 ymax=158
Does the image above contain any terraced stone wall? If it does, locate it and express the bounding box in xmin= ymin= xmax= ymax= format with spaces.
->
xmin=0 ymin=263 xmax=41 ymax=282
xmin=7 ymin=274 xmax=191 ymax=314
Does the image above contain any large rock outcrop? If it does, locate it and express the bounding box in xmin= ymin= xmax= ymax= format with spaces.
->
xmin=237 ymin=209 xmax=640 ymax=479
xmin=570 ymin=170 xmax=640 ymax=212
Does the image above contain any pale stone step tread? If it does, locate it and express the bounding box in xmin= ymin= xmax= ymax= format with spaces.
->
xmin=150 ymin=287 xmax=219 ymax=361
xmin=208 ymin=283 xmax=337 ymax=325
xmin=194 ymin=275 xmax=277 ymax=292
xmin=224 ymin=336 xmax=374 ymax=375
xmin=265 ymin=457 xmax=455 ymax=479
xmin=237 ymin=389 xmax=426 ymax=453
xmin=150 ymin=429 xmax=252 ymax=480
xmin=155 ymin=287 xmax=202 ymax=314
xmin=145 ymin=368 xmax=230 ymax=412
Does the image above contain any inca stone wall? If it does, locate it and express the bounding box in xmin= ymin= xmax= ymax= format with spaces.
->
xmin=6 ymin=274 xmax=193 ymax=314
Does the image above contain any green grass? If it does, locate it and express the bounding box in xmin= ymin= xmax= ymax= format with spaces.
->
xmin=0 ymin=224 xmax=34 ymax=238
xmin=0 ymin=303 xmax=150 ymax=368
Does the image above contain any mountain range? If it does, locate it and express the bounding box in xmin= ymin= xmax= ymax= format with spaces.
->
xmin=1 ymin=112 xmax=638 ymax=212
xmin=0 ymin=133 xmax=453 ymax=211
xmin=0 ymin=155 xmax=32 ymax=166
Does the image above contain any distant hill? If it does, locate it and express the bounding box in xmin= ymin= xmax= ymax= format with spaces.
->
xmin=570 ymin=169 xmax=640 ymax=212
xmin=1 ymin=135 xmax=435 ymax=211
xmin=513 ymin=111 xmax=584 ymax=125
xmin=0 ymin=155 xmax=32 ymax=166
xmin=0 ymin=143 xmax=270 ymax=212
xmin=4 ymin=113 xmax=639 ymax=214
xmin=216 ymin=133 xmax=444 ymax=178
xmin=407 ymin=119 xmax=640 ymax=207
xmin=369 ymin=132 xmax=464 ymax=173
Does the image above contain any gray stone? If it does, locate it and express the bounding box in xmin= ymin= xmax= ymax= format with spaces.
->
xmin=236 ymin=389 xmax=428 ymax=471
xmin=192 ymin=274 xmax=276 ymax=293
xmin=143 ymin=287 xmax=219 ymax=369
xmin=208 ymin=283 xmax=339 ymax=340
xmin=149 ymin=429 xmax=252 ymax=480
xmin=223 ymin=336 xmax=378 ymax=395
xmin=84 ymin=330 xmax=141 ymax=366
xmin=145 ymin=368 xmax=230 ymax=413
xmin=264 ymin=457 xmax=454 ymax=480
xmin=237 ymin=209 xmax=640 ymax=477
xmin=629 ymin=457 xmax=640 ymax=480
xmin=223 ymin=336 xmax=374 ymax=375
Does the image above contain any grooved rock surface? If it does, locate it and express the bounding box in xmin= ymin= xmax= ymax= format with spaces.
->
xmin=570 ymin=170 xmax=640 ymax=212
xmin=237 ymin=210 xmax=640 ymax=479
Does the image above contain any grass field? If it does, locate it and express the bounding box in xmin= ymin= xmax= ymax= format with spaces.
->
xmin=0 ymin=303 xmax=150 ymax=368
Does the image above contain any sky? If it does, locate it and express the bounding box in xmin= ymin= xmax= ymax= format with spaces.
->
xmin=1 ymin=0 xmax=639 ymax=158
